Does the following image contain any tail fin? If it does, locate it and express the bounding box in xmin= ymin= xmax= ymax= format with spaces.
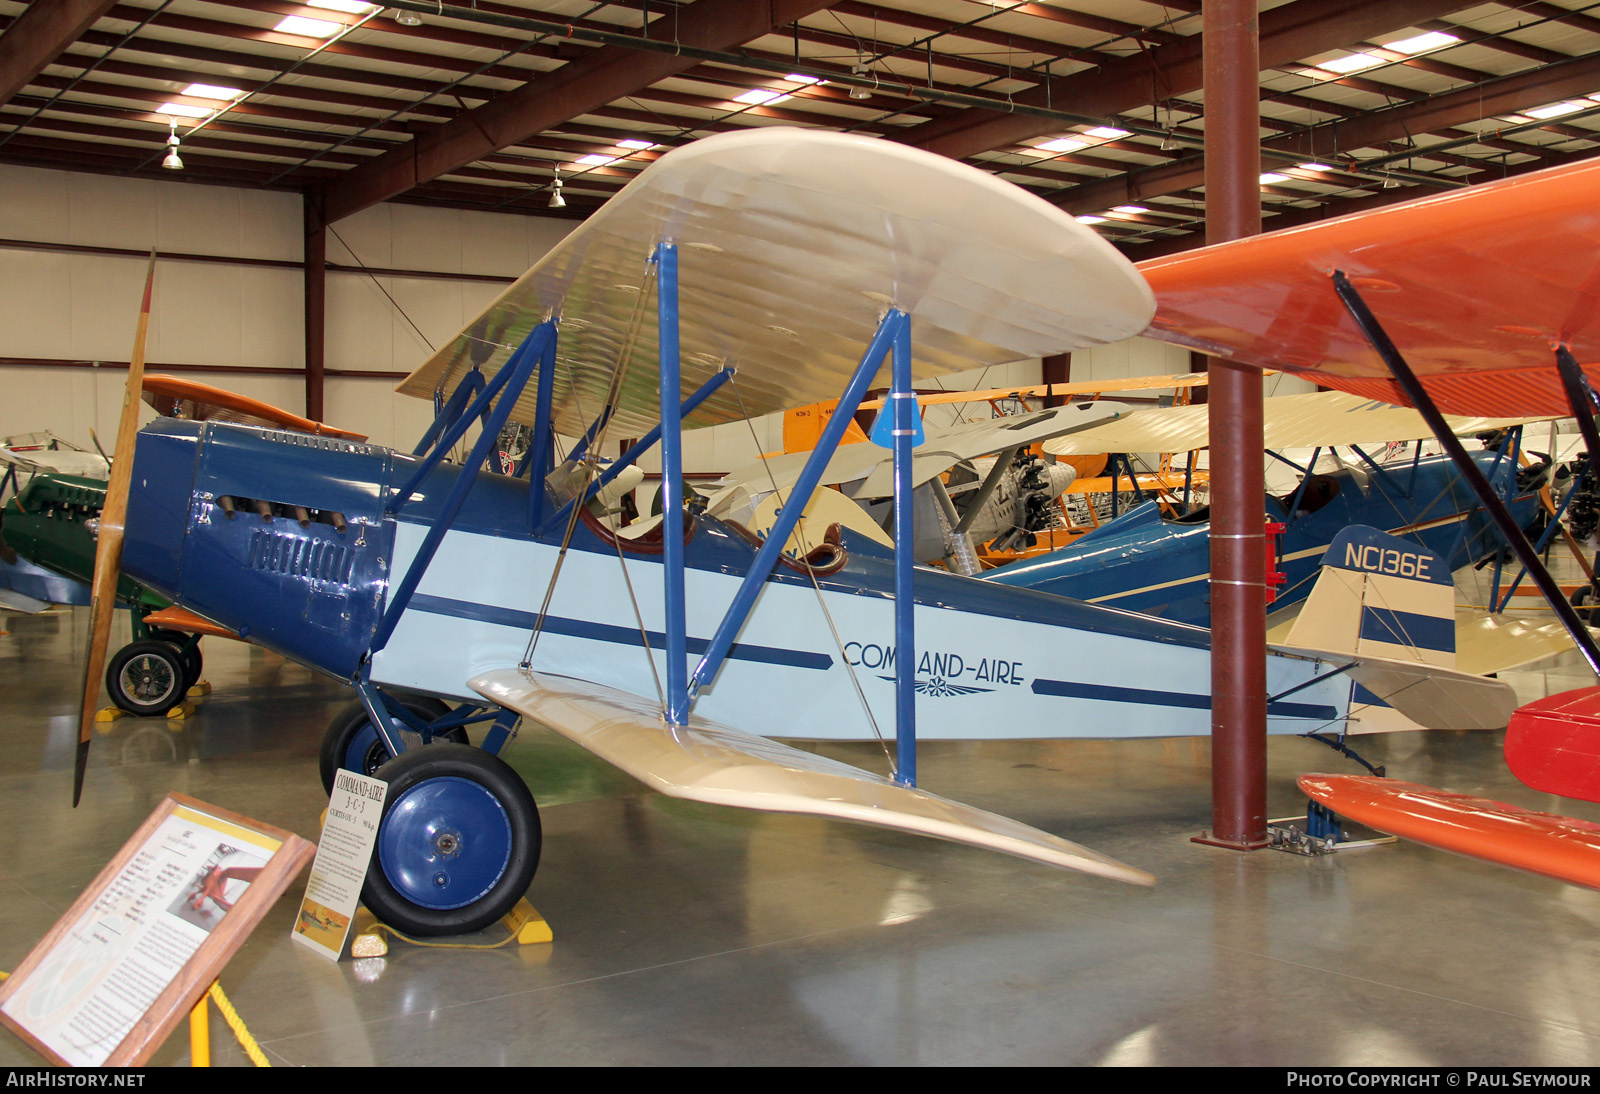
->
xmin=1286 ymin=526 xmax=1456 ymax=668
xmin=1275 ymin=526 xmax=1516 ymax=731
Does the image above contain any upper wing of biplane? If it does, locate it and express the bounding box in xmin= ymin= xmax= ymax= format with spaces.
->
xmin=397 ymin=128 xmax=1155 ymax=438
xmin=1137 ymin=158 xmax=1600 ymax=417
xmin=0 ymin=433 xmax=109 ymax=480
xmin=1041 ymin=389 xmax=1556 ymax=458
xmin=393 ymin=129 xmax=1163 ymax=886
xmin=142 ymin=376 xmax=366 ymax=441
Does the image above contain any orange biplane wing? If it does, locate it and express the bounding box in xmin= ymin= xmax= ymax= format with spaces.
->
xmin=142 ymin=376 xmax=366 ymax=441
xmin=1300 ymin=774 xmax=1600 ymax=891
xmin=1140 ymin=157 xmax=1600 ymax=417
xmin=1152 ymin=161 xmax=1600 ymax=886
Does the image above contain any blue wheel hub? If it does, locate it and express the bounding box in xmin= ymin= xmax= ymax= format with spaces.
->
xmin=377 ymin=776 xmax=512 ymax=911
xmin=343 ymin=724 xmax=386 ymax=776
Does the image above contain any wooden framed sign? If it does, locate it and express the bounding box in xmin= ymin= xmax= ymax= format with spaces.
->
xmin=0 ymin=793 xmax=314 ymax=1066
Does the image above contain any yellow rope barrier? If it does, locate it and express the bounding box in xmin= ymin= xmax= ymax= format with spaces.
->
xmin=207 ymin=982 xmax=271 ymax=1067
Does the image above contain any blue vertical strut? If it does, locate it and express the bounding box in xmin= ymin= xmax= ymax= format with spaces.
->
xmin=369 ymin=321 xmax=557 ymax=656
xmin=656 ymin=243 xmax=690 ymax=725
xmin=525 ymin=330 xmax=559 ymax=526
xmin=890 ymin=314 xmax=917 ymax=787
xmin=689 ymin=309 xmax=908 ymax=701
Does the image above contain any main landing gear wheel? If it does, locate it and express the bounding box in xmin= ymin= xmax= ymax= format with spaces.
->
xmin=317 ymin=695 xmax=467 ymax=794
xmin=146 ymin=628 xmax=202 ymax=691
xmin=1574 ymin=586 xmax=1595 ymax=623
xmin=361 ymin=744 xmax=540 ymax=937
xmin=105 ymin=640 xmax=188 ymax=717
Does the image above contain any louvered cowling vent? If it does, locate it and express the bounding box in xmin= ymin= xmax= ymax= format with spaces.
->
xmin=248 ymin=528 xmax=354 ymax=584
xmin=259 ymin=428 xmax=377 ymax=457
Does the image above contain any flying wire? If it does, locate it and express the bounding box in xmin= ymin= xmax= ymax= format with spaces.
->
xmin=520 ymin=261 xmax=657 ymax=678
xmin=725 ymin=380 xmax=894 ymax=774
xmin=326 ymin=224 xmax=436 ymax=354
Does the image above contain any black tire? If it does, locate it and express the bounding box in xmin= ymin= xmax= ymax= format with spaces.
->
xmin=317 ymin=695 xmax=465 ymax=794
xmin=1574 ymin=586 xmax=1594 ymax=623
xmin=146 ymin=629 xmax=202 ymax=691
xmin=105 ymin=640 xmax=188 ymax=717
xmin=361 ymin=744 xmax=540 ymax=937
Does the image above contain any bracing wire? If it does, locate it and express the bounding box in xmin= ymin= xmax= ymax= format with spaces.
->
xmin=726 ymin=378 xmax=894 ymax=774
xmin=520 ymin=260 xmax=658 ymax=675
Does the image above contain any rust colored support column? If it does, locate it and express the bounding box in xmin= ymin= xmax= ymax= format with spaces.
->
xmin=1196 ymin=0 xmax=1269 ymax=851
xmin=303 ymin=195 xmax=326 ymax=423
xmin=1188 ymin=350 xmax=1209 ymax=404
xmin=1042 ymin=353 xmax=1071 ymax=407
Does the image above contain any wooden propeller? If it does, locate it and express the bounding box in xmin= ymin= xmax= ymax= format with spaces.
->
xmin=73 ymin=250 xmax=157 ymax=806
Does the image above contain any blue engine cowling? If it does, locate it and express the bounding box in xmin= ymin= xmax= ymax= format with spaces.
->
xmin=122 ymin=417 xmax=397 ymax=679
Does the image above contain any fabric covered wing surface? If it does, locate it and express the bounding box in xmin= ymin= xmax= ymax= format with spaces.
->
xmin=1138 ymin=158 xmax=1600 ymax=416
xmin=1300 ymin=774 xmax=1600 ymax=890
xmin=399 ymin=128 xmax=1155 ymax=437
xmin=1042 ymin=390 xmax=1554 ymax=457
xmin=471 ymin=668 xmax=1155 ymax=886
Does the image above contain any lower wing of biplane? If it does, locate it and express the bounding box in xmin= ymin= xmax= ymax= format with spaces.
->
xmin=1136 ymin=155 xmax=1600 ymax=884
xmin=472 ymin=669 xmax=1155 ymax=886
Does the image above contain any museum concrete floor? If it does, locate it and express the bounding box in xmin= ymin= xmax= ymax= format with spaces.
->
xmin=4 ymin=606 xmax=1600 ymax=1068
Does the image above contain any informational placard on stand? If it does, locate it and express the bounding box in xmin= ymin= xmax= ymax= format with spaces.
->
xmin=0 ymin=794 xmax=314 ymax=1067
xmin=292 ymin=770 xmax=387 ymax=961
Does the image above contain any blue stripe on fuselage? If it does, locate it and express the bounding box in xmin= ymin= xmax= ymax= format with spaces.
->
xmin=409 ymin=593 xmax=834 ymax=670
xmin=1030 ymin=678 xmax=1339 ymax=721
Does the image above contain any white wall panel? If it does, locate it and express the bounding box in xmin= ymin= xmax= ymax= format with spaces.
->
xmin=460 ymin=208 xmax=531 ymax=277
xmin=326 ymin=273 xmax=395 ymax=374
xmin=64 ymin=173 xmax=158 ymax=250
xmin=328 ymin=203 xmax=393 ymax=267
xmin=324 ymin=377 xmax=435 ymax=452
xmin=157 ymin=182 xmax=244 ymax=258
xmin=391 ymin=205 xmax=463 ymax=273
xmin=238 ymin=267 xmax=303 ymax=370
xmin=0 ymin=166 xmax=70 ymax=242
xmin=386 ymin=276 xmax=467 ymax=367
xmin=66 ymin=253 xmax=154 ymax=362
xmin=155 ymin=260 xmax=243 ymax=366
xmin=0 ymin=250 xmax=71 ymax=359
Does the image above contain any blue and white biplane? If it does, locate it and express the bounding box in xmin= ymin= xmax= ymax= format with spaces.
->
xmin=987 ymin=389 xmax=1561 ymax=628
xmin=75 ymin=130 xmax=1513 ymax=936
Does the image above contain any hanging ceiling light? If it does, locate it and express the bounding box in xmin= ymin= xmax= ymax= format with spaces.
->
xmin=392 ymin=7 xmax=421 ymax=26
xmin=849 ymin=53 xmax=872 ymax=100
xmin=161 ymin=118 xmax=183 ymax=171
xmin=549 ymin=166 xmax=566 ymax=209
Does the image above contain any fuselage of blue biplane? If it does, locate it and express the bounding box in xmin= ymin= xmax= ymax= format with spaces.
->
xmin=120 ymin=417 xmax=1353 ymax=740
xmin=984 ymin=452 xmax=1539 ymax=626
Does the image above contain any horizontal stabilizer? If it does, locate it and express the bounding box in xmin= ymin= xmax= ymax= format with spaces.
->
xmin=1300 ymin=774 xmax=1600 ymax=890
xmin=1267 ymin=605 xmax=1575 ymax=679
xmin=1270 ymin=643 xmax=1518 ymax=730
xmin=471 ymin=668 xmax=1154 ymax=886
